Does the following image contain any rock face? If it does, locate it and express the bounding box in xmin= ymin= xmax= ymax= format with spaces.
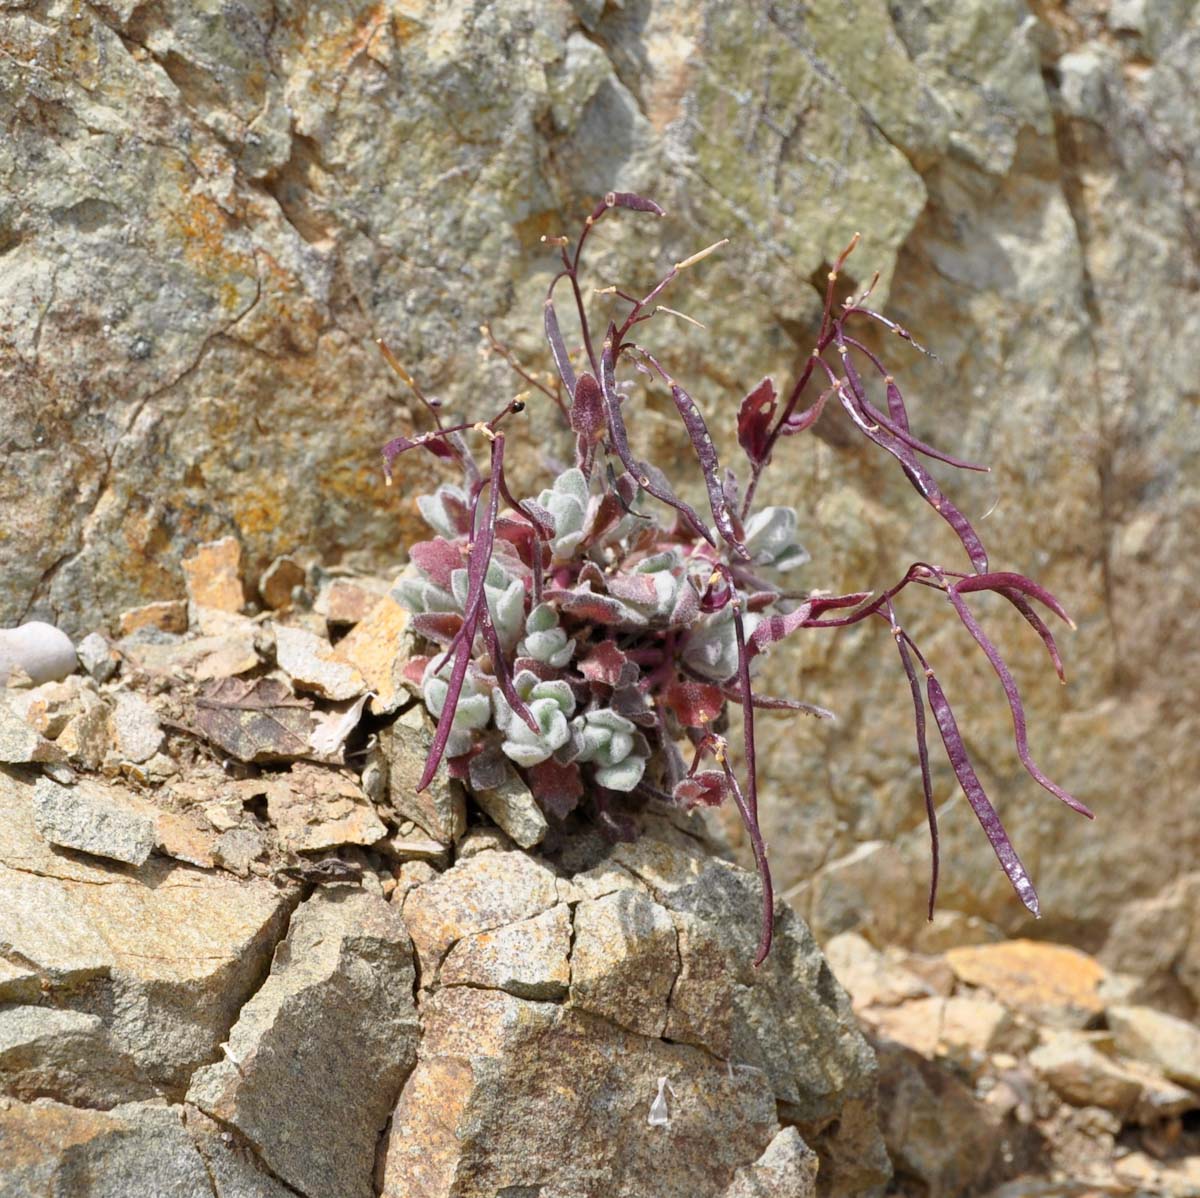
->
xmin=389 ymin=818 xmax=887 ymax=1197
xmin=1 ymin=0 xmax=1194 ymax=946
xmin=0 ymin=760 xmax=879 ymax=1197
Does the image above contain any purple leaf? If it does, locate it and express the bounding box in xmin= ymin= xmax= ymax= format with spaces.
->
xmin=570 ymin=372 xmax=606 ymax=446
xmin=544 ymin=586 xmax=648 ymax=628
xmin=673 ymin=770 xmax=728 ymax=808
xmin=410 ymin=611 xmax=464 ymax=646
xmin=747 ymin=602 xmax=814 ymax=656
xmin=737 ymin=377 xmax=776 ymax=465
xmin=945 ymin=587 xmax=1093 ymax=819
xmin=381 ymin=431 xmax=455 ymax=480
xmin=664 ymin=679 xmax=725 ymax=728
xmin=670 ymin=382 xmax=749 ymax=557
xmin=579 ymin=642 xmax=638 ymax=688
xmin=408 ymin=539 xmax=464 ymax=589
xmin=604 ymin=573 xmax=661 ymax=606
xmin=526 ymin=758 xmax=584 ymax=819
xmin=926 ymin=673 xmax=1040 ymax=917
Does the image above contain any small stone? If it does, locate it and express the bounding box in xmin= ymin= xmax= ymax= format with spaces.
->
xmin=55 ymin=693 xmax=112 ymax=768
xmin=0 ymin=697 xmax=66 ymax=764
xmin=1027 ymin=1032 xmax=1143 ymax=1117
xmin=203 ymin=799 xmax=243 ymax=832
xmin=154 ymin=810 xmax=216 ymax=869
xmin=0 ymin=621 xmax=76 ymax=686
xmin=274 ymin=623 xmax=365 ymax=701
xmin=570 ymin=889 xmax=678 ymax=1038
xmin=441 ymin=904 xmax=571 ymax=999
xmin=865 ymin=994 xmax=1030 ymax=1064
xmin=825 ymin=932 xmax=933 ymax=1010
xmin=182 ymin=536 xmax=245 ymax=615
xmin=944 ymin=940 xmax=1107 ymax=1026
xmin=1107 ymin=1004 xmax=1200 ymax=1090
xmin=402 ymin=849 xmax=559 ymax=973
xmin=32 ymin=776 xmax=156 ymax=866
xmin=187 ymin=888 xmax=419 ymax=1198
xmin=111 ymin=692 xmax=164 ymax=763
xmin=391 ymin=860 xmax=439 ymax=904
xmin=264 ymin=763 xmax=387 ymax=853
xmin=379 ymin=705 xmax=465 ymax=843
xmin=456 ymin=825 xmax=513 ymax=858
xmin=472 ymin=768 xmax=549 ymax=848
xmin=332 ymin=593 xmax=412 ymax=714
xmin=213 ymin=826 xmax=266 ymax=876
xmin=76 ymin=631 xmax=119 ymax=682
xmin=380 ymin=824 xmax=451 ymax=867
xmin=117 ymin=599 xmax=189 ymax=636
xmin=315 ymin=576 xmax=388 ymax=625
xmin=259 ymin=554 xmax=307 ymax=609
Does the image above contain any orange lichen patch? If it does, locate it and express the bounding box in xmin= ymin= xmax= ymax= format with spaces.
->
xmin=182 ymin=536 xmax=245 ymax=613
xmin=335 ymin=595 xmax=410 ymax=713
xmin=945 ymin=940 xmax=1107 ymax=1018
xmin=118 ymin=600 xmax=189 ymax=636
xmin=512 ymin=209 xmax=565 ymax=252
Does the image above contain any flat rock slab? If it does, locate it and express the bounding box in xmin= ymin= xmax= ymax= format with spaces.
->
xmin=32 ymin=775 xmax=156 ymax=866
xmin=0 ymin=699 xmax=64 ymax=765
xmin=0 ymin=770 xmax=291 ymax=1091
xmin=1107 ymin=1004 xmax=1200 ymax=1090
xmin=441 ymin=904 xmax=571 ymax=1000
xmin=188 ymin=887 xmax=419 ymax=1198
xmin=274 ymin=624 xmax=365 ymax=701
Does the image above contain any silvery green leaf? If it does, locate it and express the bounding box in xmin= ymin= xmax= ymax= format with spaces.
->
xmin=444 ymin=727 xmax=475 ymax=758
xmin=450 ymin=568 xmax=470 ymax=610
xmin=772 ymin=542 xmax=811 ymax=572
xmin=492 ymin=688 xmax=513 ymax=732
xmin=529 ymin=679 xmax=575 ymax=717
xmin=595 ymin=755 xmax=646 ymax=792
xmin=634 ymin=551 xmax=679 ymax=574
xmin=586 ymin=708 xmax=636 ymax=733
xmin=682 ymin=608 xmax=740 ymax=681
xmin=596 ymin=729 xmax=633 ymax=767
xmin=417 ymin=485 xmax=469 ymax=539
xmin=491 ymin=579 xmax=527 ymax=650
xmin=555 ymin=467 xmax=589 ymax=509
xmin=455 ymin=692 xmax=492 ymax=730
xmin=525 ymin=603 xmax=558 ymax=634
xmin=423 ymin=674 xmax=449 ymax=717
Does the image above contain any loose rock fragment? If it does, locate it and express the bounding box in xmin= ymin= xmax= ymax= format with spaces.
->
xmin=1027 ymin=1032 xmax=1144 ymax=1117
xmin=274 ymin=623 xmax=366 ymax=700
xmin=32 ymin=775 xmax=157 ymax=866
xmin=264 ymin=763 xmax=387 ymax=852
xmin=315 ymin=576 xmax=388 ymax=625
xmin=111 ymin=692 xmax=164 ymax=763
xmin=0 ymin=697 xmax=66 ymax=764
xmin=472 ymin=767 xmax=549 ymax=848
xmin=118 ymin=600 xmax=189 ymax=636
xmin=1107 ymin=1004 xmax=1200 ymax=1090
xmin=379 ymin=704 xmax=465 ymax=843
xmin=188 ymin=888 xmax=419 ymax=1198
xmin=77 ymin=631 xmax=120 ymax=681
xmin=259 ymin=554 xmax=307 ymax=610
xmin=182 ymin=536 xmax=245 ymax=615
xmin=721 ymin=1127 xmax=819 ymax=1198
xmin=332 ymin=594 xmax=412 ymax=714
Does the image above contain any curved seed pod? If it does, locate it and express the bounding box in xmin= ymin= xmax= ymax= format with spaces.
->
xmin=926 ymin=673 xmax=1040 ymax=917
xmin=598 ymin=327 xmax=716 ymax=548
xmin=952 ymin=572 xmax=1075 ymax=627
xmin=996 ymin=588 xmax=1066 ymax=683
xmin=543 ymin=297 xmax=577 ymax=398
xmin=894 ymin=629 xmax=939 ymax=918
xmin=716 ymin=752 xmax=774 ymax=967
xmin=836 ymin=387 xmax=989 ymax=573
xmin=669 ymin=381 xmax=749 ymax=557
xmin=479 ymin=607 xmax=539 ymax=736
xmin=945 ymin=587 xmax=1093 ymax=819
xmin=737 ymin=377 xmax=776 ymax=465
xmin=603 ymin=191 xmax=666 ymax=215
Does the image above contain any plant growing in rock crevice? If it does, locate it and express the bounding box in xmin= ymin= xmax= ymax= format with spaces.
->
xmin=381 ymin=192 xmax=1092 ymax=965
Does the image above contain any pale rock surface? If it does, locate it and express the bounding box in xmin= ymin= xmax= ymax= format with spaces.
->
xmin=182 ymin=538 xmax=245 ymax=616
xmin=440 ymin=903 xmax=571 ymax=1000
xmin=721 ymin=1127 xmax=819 ymax=1198
xmin=0 ymin=623 xmax=76 ymax=687
xmin=32 ymin=775 xmax=156 ymax=866
xmin=0 ymin=699 xmax=65 ymax=765
xmin=272 ymin=623 xmax=365 ymax=701
xmin=110 ymin=691 xmax=163 ymax=763
xmin=76 ymin=631 xmax=120 ymax=682
xmin=188 ymin=887 xmax=419 ymax=1198
xmin=379 ymin=704 xmax=466 ymax=843
xmin=0 ymin=768 xmax=291 ymax=1091
xmin=471 ymin=768 xmax=549 ymax=849
xmin=570 ymin=888 xmax=678 ymax=1037
xmin=1027 ymin=1032 xmax=1144 ymax=1118
xmin=1106 ymin=1004 xmax=1200 ymax=1091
